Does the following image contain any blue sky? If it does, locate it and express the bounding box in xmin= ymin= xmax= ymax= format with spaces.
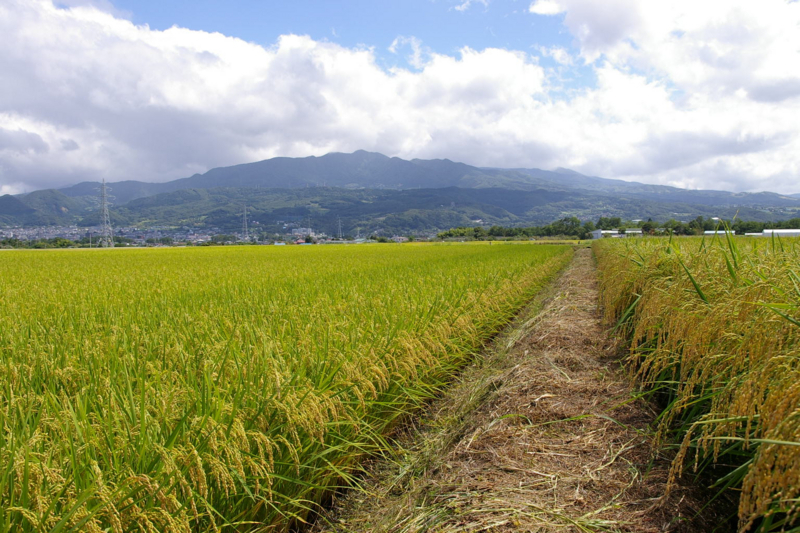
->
xmin=109 ymin=0 xmax=573 ymax=69
xmin=2 ymin=0 xmax=800 ymax=194
xmin=104 ymin=0 xmax=598 ymax=95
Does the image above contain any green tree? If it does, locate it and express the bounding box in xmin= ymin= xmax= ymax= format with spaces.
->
xmin=597 ymin=217 xmax=621 ymax=230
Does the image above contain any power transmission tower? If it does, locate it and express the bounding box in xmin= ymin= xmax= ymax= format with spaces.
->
xmin=99 ymin=178 xmax=114 ymax=248
xmin=337 ymin=216 xmax=343 ymax=240
xmin=242 ymin=204 xmax=249 ymax=241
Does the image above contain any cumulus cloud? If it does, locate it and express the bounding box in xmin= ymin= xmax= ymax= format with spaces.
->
xmin=0 ymin=0 xmax=799 ymax=195
xmin=526 ymin=0 xmax=800 ymax=192
xmin=0 ymin=128 xmax=50 ymax=155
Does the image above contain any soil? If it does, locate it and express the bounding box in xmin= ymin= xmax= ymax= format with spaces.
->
xmin=311 ymin=248 xmax=733 ymax=533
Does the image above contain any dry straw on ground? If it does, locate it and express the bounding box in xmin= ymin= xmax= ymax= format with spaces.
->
xmin=315 ymin=248 xmax=718 ymax=533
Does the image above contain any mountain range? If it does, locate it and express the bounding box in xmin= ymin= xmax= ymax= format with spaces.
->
xmin=1 ymin=151 xmax=798 ymax=235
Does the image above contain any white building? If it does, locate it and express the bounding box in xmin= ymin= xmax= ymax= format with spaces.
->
xmin=590 ymin=229 xmax=624 ymax=239
xmin=761 ymin=229 xmax=800 ymax=237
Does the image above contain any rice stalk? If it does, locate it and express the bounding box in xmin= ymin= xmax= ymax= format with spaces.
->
xmin=0 ymin=243 xmax=571 ymax=532
xmin=595 ymin=235 xmax=800 ymax=532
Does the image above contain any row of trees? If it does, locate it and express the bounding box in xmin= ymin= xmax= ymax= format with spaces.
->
xmin=1 ymin=236 xmax=135 ymax=249
xmin=437 ymin=216 xmax=800 ymax=240
xmin=655 ymin=216 xmax=800 ymax=235
xmin=438 ymin=217 xmax=598 ymax=240
xmin=0 ymin=237 xmax=77 ymax=249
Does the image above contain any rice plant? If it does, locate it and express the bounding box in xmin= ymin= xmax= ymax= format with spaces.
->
xmin=0 ymin=243 xmax=571 ymax=532
xmin=595 ymin=235 xmax=800 ymax=531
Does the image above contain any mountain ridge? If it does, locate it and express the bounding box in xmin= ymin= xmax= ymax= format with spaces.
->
xmin=3 ymin=151 xmax=799 ymax=231
xmin=52 ymin=150 xmax=798 ymax=208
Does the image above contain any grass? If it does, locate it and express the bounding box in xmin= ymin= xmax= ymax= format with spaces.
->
xmin=0 ymin=243 xmax=571 ymax=532
xmin=594 ymin=234 xmax=800 ymax=532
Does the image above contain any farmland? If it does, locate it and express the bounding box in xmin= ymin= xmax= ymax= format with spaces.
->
xmin=0 ymin=243 xmax=571 ymax=532
xmin=595 ymin=235 xmax=800 ymax=531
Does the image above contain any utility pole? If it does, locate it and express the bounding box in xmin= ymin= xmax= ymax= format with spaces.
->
xmin=242 ymin=204 xmax=249 ymax=242
xmin=99 ymin=179 xmax=114 ymax=248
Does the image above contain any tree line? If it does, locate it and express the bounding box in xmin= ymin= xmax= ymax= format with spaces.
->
xmin=437 ymin=216 xmax=800 ymax=240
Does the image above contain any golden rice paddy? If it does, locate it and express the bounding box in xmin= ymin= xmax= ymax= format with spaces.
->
xmin=595 ymin=235 xmax=800 ymax=532
xmin=0 ymin=243 xmax=571 ymax=532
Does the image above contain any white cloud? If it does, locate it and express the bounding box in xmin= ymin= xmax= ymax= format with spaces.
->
xmin=538 ymin=45 xmax=573 ymax=66
xmin=389 ymin=36 xmax=429 ymax=69
xmin=53 ymin=0 xmax=131 ymax=19
xmin=525 ymin=0 xmax=800 ymax=192
xmin=0 ymin=0 xmax=799 ymax=196
xmin=529 ymin=0 xmax=564 ymax=16
xmin=454 ymin=0 xmax=489 ymax=12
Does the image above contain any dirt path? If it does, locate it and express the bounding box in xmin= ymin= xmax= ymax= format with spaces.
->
xmin=314 ymin=248 xmax=721 ymax=533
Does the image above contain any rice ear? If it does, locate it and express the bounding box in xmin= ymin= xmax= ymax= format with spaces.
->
xmin=595 ymin=235 xmax=800 ymax=531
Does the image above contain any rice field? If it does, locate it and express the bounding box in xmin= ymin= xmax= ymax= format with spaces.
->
xmin=595 ymin=235 xmax=800 ymax=531
xmin=0 ymin=243 xmax=571 ymax=532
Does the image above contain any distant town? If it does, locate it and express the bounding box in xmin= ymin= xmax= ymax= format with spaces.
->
xmin=0 ymin=224 xmax=420 ymax=247
xmin=3 ymin=214 xmax=800 ymax=249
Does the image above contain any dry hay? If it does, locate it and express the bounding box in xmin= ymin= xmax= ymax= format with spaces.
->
xmin=314 ymin=248 xmax=725 ymax=533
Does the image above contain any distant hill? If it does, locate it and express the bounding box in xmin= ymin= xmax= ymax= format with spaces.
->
xmin=106 ymin=186 xmax=791 ymax=235
xmin=1 ymin=190 xmax=94 ymax=226
xmin=499 ymin=167 xmax=800 ymax=207
xmin=58 ymin=180 xmax=174 ymax=207
xmin=2 ymin=151 xmax=799 ymax=231
xmin=58 ymin=151 xmax=513 ymax=205
xmin=0 ymin=194 xmax=33 ymax=216
xmin=54 ymin=151 xmax=799 ymax=209
xmin=0 ymin=195 xmax=34 ymax=225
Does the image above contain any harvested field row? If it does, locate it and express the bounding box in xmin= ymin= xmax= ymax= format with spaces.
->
xmin=315 ymin=247 xmax=716 ymax=532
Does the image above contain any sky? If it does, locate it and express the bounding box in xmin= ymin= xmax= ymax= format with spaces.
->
xmin=1 ymin=0 xmax=799 ymax=195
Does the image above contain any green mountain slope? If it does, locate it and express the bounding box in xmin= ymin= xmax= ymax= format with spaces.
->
xmin=0 ymin=194 xmax=34 ymax=216
xmin=0 ymin=190 xmax=93 ymax=226
xmin=3 ymin=151 xmax=798 ymax=231
xmin=0 ymin=195 xmax=34 ymax=225
xmin=110 ymin=186 xmax=782 ymax=235
xmin=54 ymin=151 xmax=800 ymax=210
xmin=504 ymin=167 xmax=800 ymax=207
xmin=58 ymin=180 xmax=176 ymax=206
